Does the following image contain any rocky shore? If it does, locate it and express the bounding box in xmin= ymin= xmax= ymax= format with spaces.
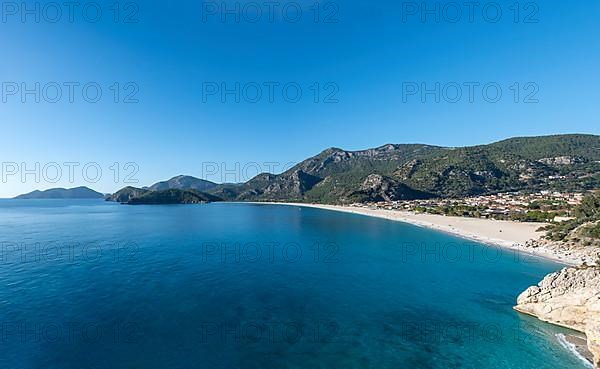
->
xmin=522 ymin=239 xmax=600 ymax=267
xmin=515 ymin=267 xmax=600 ymax=368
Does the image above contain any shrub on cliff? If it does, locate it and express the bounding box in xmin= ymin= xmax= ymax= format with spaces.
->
xmin=544 ymin=192 xmax=600 ymax=242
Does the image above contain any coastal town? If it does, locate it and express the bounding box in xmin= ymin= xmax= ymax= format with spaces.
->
xmin=350 ymin=191 xmax=587 ymax=223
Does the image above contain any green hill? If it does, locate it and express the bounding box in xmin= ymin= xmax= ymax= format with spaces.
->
xmin=206 ymin=134 xmax=600 ymax=203
xmin=148 ymin=175 xmax=218 ymax=192
xmin=107 ymin=187 xmax=221 ymax=205
xmin=128 ymin=189 xmax=221 ymax=205
xmin=109 ymin=134 xmax=600 ymax=205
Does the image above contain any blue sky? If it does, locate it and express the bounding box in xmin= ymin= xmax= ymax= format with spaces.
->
xmin=1 ymin=0 xmax=599 ymax=197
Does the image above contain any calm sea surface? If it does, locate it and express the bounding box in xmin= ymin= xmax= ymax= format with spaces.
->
xmin=0 ymin=200 xmax=586 ymax=368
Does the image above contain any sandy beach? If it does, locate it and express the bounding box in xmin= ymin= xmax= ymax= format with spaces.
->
xmin=255 ymin=202 xmax=585 ymax=266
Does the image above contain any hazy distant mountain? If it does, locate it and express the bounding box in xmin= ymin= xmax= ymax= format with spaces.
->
xmin=15 ymin=186 xmax=104 ymax=199
xmin=109 ymin=134 xmax=600 ymax=205
xmin=148 ymin=175 xmax=218 ymax=192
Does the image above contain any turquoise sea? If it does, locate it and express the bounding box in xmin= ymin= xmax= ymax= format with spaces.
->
xmin=0 ymin=200 xmax=587 ymax=368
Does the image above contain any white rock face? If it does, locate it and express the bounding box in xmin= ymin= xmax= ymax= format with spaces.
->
xmin=588 ymin=300 xmax=600 ymax=368
xmin=515 ymin=267 xmax=600 ymax=368
xmin=538 ymin=156 xmax=579 ymax=165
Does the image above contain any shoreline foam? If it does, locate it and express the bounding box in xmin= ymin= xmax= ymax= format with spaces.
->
xmin=556 ymin=333 xmax=595 ymax=368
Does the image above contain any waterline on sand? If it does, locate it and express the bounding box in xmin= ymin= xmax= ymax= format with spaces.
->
xmin=250 ymin=202 xmax=579 ymax=266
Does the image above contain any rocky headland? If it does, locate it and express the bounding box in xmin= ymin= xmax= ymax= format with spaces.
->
xmin=106 ymin=187 xmax=221 ymax=205
xmin=515 ymin=267 xmax=600 ymax=368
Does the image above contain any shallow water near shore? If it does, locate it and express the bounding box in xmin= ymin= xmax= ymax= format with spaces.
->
xmin=0 ymin=199 xmax=587 ymax=368
xmin=557 ymin=334 xmax=594 ymax=367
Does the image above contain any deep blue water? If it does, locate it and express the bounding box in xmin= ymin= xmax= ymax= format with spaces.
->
xmin=0 ymin=199 xmax=585 ymax=369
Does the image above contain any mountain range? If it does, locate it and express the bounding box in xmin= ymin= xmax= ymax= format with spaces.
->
xmin=106 ymin=134 xmax=600 ymax=205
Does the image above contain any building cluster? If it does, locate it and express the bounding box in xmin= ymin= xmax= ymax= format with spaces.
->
xmin=350 ymin=191 xmax=585 ymax=221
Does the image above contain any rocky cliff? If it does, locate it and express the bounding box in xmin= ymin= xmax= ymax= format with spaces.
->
xmin=515 ymin=267 xmax=600 ymax=368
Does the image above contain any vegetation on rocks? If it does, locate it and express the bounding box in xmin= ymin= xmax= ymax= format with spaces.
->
xmin=108 ymin=134 xmax=600 ymax=207
xmin=107 ymin=187 xmax=221 ymax=205
xmin=543 ymin=192 xmax=600 ymax=243
xmin=207 ymin=134 xmax=600 ymax=204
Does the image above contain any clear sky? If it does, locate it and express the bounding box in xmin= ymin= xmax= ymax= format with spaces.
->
xmin=1 ymin=0 xmax=599 ymax=197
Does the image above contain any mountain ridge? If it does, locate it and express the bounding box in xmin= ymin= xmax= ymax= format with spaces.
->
xmin=148 ymin=175 xmax=218 ymax=192
xmin=107 ymin=134 xmax=600 ymax=205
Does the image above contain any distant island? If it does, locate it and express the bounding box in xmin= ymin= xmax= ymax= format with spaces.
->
xmin=14 ymin=186 xmax=104 ymax=199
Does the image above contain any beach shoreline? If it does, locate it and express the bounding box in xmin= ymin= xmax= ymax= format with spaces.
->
xmin=248 ymin=202 xmax=584 ymax=266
